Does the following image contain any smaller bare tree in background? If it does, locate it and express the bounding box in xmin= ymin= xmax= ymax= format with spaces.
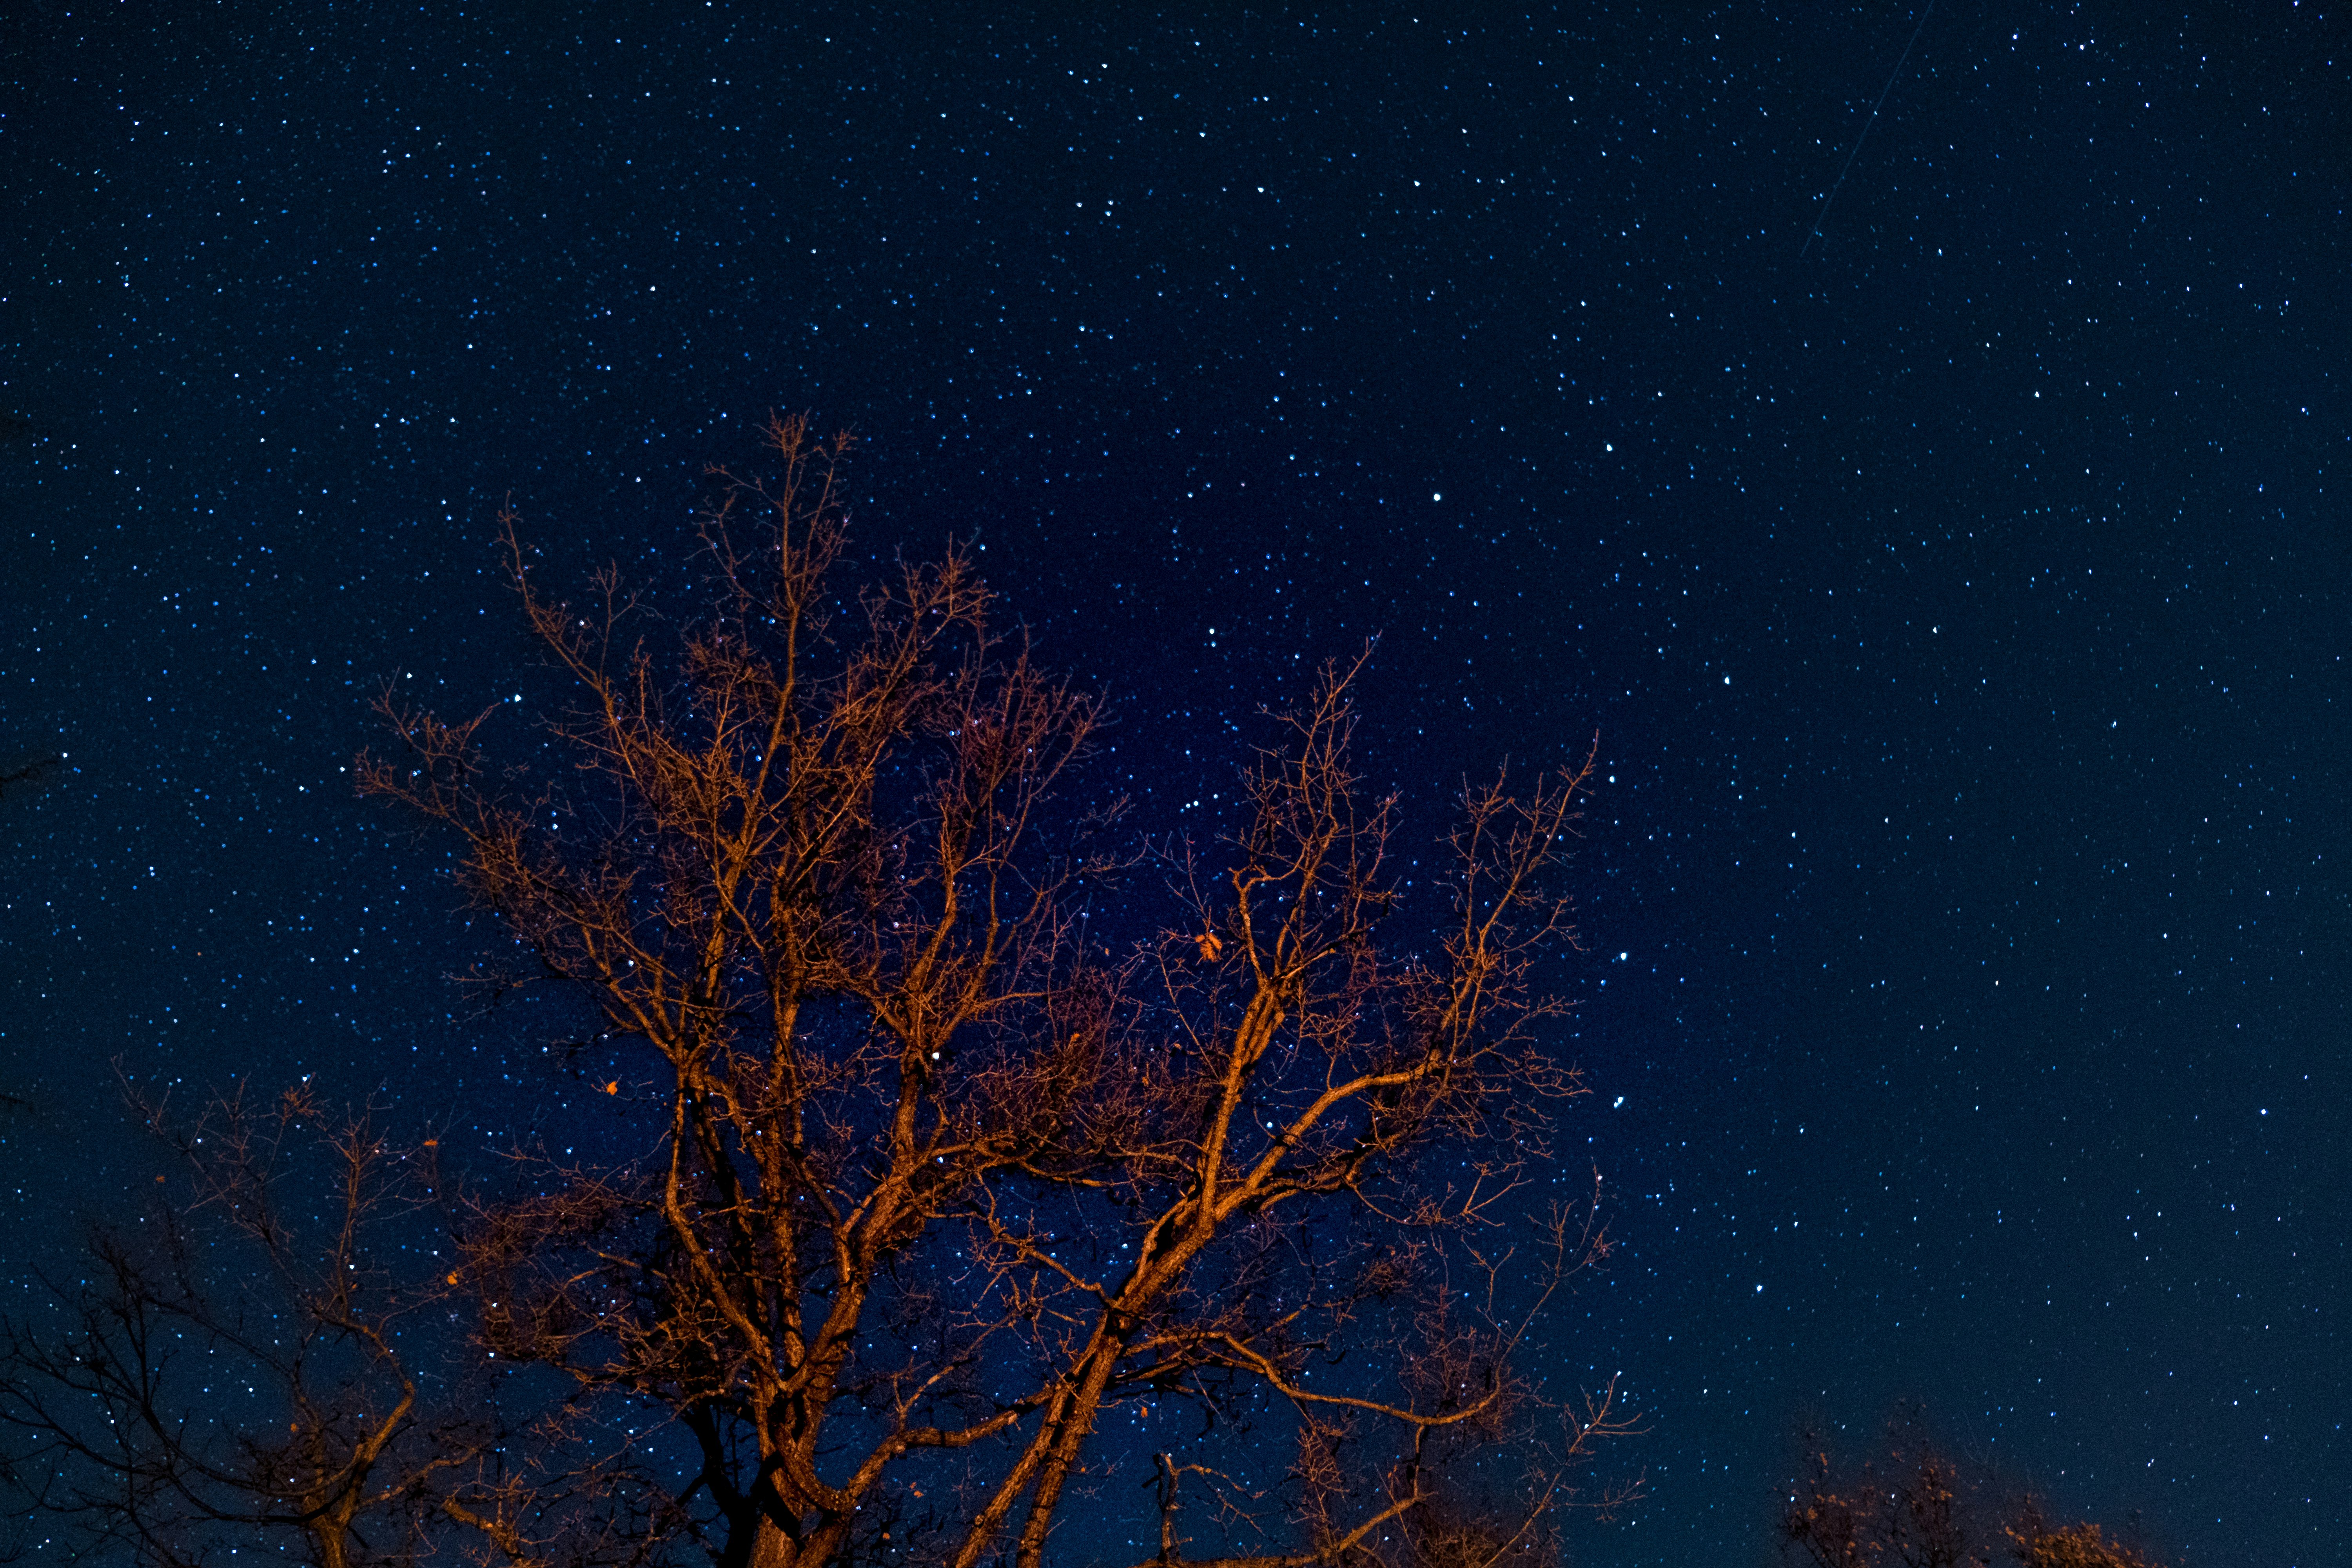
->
xmin=1780 ymin=1412 xmax=2172 ymax=1568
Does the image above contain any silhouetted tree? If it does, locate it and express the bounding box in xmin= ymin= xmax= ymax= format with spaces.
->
xmin=0 ymin=1083 xmax=472 ymax=1568
xmin=354 ymin=413 xmax=1631 ymax=1568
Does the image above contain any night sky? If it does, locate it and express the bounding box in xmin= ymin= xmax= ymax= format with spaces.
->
xmin=3 ymin=4 xmax=2345 ymax=1564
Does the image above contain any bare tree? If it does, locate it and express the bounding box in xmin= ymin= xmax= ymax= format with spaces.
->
xmin=1781 ymin=1415 xmax=2172 ymax=1568
xmin=1782 ymin=1424 xmax=1984 ymax=1568
xmin=358 ymin=413 xmax=1632 ymax=1568
xmin=0 ymin=1082 xmax=470 ymax=1568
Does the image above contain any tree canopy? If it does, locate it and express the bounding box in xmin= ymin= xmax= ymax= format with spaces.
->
xmin=4 ymin=415 xmax=1629 ymax=1568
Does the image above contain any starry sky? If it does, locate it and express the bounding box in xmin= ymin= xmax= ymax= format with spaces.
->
xmin=2 ymin=4 xmax=2345 ymax=1564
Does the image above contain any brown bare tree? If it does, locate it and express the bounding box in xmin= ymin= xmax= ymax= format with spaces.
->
xmin=357 ymin=412 xmax=1632 ymax=1568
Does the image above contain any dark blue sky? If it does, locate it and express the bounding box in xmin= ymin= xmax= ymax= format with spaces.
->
xmin=3 ymin=4 xmax=2344 ymax=1563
